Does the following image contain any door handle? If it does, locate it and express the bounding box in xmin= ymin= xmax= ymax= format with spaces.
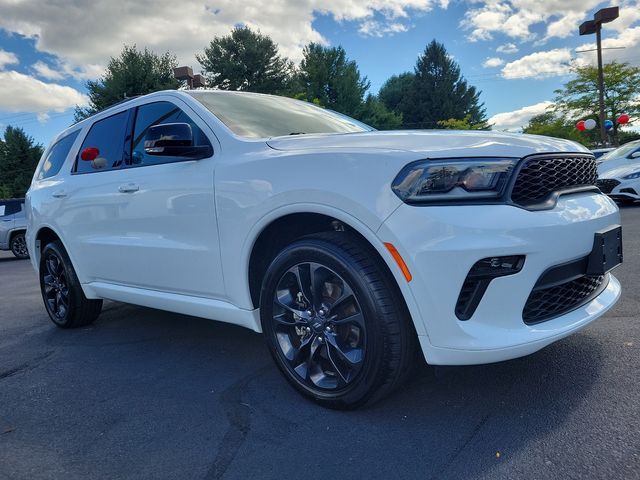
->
xmin=52 ymin=190 xmax=67 ymax=198
xmin=118 ymin=183 xmax=139 ymax=193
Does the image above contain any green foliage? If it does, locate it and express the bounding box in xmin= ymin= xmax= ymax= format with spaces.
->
xmin=401 ymin=40 xmax=487 ymax=129
xmin=437 ymin=114 xmax=489 ymax=130
xmin=296 ymin=44 xmax=370 ymax=117
xmin=197 ymin=26 xmax=294 ymax=94
xmin=553 ymin=62 xmax=640 ymax=145
xmin=0 ymin=126 xmax=44 ymax=198
xmin=357 ymin=95 xmax=403 ymax=130
xmin=619 ymin=130 xmax=640 ymax=145
xmin=378 ymin=72 xmax=414 ymax=115
xmin=75 ymin=45 xmax=179 ymax=121
xmin=522 ymin=112 xmax=587 ymax=144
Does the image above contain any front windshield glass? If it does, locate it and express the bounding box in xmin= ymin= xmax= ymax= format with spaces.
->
xmin=187 ymin=91 xmax=371 ymax=138
xmin=599 ymin=141 xmax=640 ymax=161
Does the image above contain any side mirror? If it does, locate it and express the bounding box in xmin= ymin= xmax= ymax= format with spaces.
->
xmin=630 ymin=151 xmax=640 ymax=159
xmin=144 ymin=123 xmax=212 ymax=159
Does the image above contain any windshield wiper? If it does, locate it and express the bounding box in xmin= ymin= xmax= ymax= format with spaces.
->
xmin=288 ymin=132 xmax=306 ymax=135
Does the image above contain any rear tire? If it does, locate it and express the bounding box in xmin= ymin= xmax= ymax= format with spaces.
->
xmin=260 ymin=231 xmax=417 ymax=409
xmin=39 ymin=241 xmax=102 ymax=328
xmin=10 ymin=232 xmax=29 ymax=259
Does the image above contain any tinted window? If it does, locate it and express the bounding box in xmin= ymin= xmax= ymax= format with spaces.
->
xmin=37 ymin=130 xmax=80 ymax=180
xmin=188 ymin=91 xmax=371 ymax=138
xmin=131 ymin=101 xmax=211 ymax=167
xmin=75 ymin=111 xmax=129 ymax=174
xmin=0 ymin=201 xmax=22 ymax=216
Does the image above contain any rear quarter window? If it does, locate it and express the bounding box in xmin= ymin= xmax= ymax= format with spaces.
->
xmin=36 ymin=130 xmax=81 ymax=180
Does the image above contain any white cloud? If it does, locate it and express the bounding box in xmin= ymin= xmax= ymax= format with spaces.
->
xmin=489 ymin=100 xmax=553 ymax=131
xmin=0 ymin=49 xmax=18 ymax=69
xmin=461 ymin=0 xmax=624 ymax=43
xmin=496 ymin=42 xmax=519 ymax=54
xmin=0 ymin=0 xmax=447 ymax=74
xmin=359 ymin=20 xmax=409 ymax=37
xmin=32 ymin=61 xmax=65 ymax=80
xmin=482 ymin=57 xmax=504 ymax=68
xmin=0 ymin=70 xmax=88 ymax=116
xmin=501 ymin=48 xmax=579 ymax=79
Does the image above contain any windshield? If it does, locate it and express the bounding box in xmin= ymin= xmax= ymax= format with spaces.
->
xmin=599 ymin=141 xmax=640 ymax=161
xmin=187 ymin=91 xmax=372 ymax=139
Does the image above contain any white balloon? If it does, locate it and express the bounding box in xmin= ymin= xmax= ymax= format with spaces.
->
xmin=584 ymin=119 xmax=597 ymax=130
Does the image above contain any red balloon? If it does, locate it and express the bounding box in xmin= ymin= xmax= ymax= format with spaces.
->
xmin=576 ymin=120 xmax=586 ymax=131
xmin=618 ymin=114 xmax=630 ymax=125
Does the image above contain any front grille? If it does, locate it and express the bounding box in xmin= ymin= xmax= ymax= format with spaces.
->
xmin=523 ymin=274 xmax=606 ymax=324
xmin=597 ymin=178 xmax=621 ymax=194
xmin=511 ymin=156 xmax=597 ymax=207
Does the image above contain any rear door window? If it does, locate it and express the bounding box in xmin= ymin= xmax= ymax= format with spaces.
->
xmin=37 ymin=130 xmax=80 ymax=180
xmin=74 ymin=110 xmax=130 ymax=174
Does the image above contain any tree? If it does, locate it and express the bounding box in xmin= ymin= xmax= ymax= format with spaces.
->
xmin=522 ymin=112 xmax=587 ymax=144
xmin=401 ymin=40 xmax=486 ymax=129
xmin=0 ymin=126 xmax=44 ymax=198
xmin=357 ymin=95 xmax=403 ymax=130
xmin=553 ymin=62 xmax=640 ymax=145
xmin=297 ymin=43 xmax=370 ymax=117
xmin=378 ymin=72 xmax=414 ymax=115
xmin=75 ymin=45 xmax=179 ymax=121
xmin=437 ymin=114 xmax=489 ymax=130
xmin=197 ymin=26 xmax=294 ymax=94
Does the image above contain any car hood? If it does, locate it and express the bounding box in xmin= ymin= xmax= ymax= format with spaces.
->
xmin=599 ymin=164 xmax=640 ymax=179
xmin=266 ymin=130 xmax=589 ymax=159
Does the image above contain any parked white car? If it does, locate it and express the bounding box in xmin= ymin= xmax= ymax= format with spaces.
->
xmin=596 ymin=139 xmax=640 ymax=175
xmin=597 ymin=164 xmax=640 ymax=204
xmin=26 ymin=90 xmax=623 ymax=408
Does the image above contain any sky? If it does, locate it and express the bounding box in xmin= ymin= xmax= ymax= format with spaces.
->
xmin=0 ymin=0 xmax=638 ymax=147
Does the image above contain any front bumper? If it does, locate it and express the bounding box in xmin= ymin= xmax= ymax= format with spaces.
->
xmin=378 ymin=191 xmax=622 ymax=365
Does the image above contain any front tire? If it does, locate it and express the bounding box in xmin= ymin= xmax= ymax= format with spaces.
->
xmin=10 ymin=232 xmax=29 ymax=259
xmin=260 ymin=232 xmax=417 ymax=409
xmin=39 ymin=241 xmax=102 ymax=328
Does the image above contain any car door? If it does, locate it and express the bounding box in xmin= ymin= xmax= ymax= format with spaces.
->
xmin=0 ymin=201 xmax=15 ymax=248
xmin=64 ymin=99 xmax=224 ymax=299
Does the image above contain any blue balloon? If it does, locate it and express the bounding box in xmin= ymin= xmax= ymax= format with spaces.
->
xmin=604 ymin=119 xmax=614 ymax=130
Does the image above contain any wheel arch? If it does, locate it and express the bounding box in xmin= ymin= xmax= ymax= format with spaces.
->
xmin=244 ymin=205 xmax=426 ymax=336
xmin=34 ymin=225 xmax=72 ymax=269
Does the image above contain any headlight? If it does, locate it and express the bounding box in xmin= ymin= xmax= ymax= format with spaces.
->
xmin=392 ymin=158 xmax=517 ymax=203
xmin=623 ymin=172 xmax=640 ymax=180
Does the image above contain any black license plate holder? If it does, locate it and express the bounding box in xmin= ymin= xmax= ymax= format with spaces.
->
xmin=586 ymin=225 xmax=623 ymax=275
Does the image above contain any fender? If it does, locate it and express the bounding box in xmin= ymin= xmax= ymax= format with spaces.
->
xmin=238 ymin=202 xmax=426 ymax=336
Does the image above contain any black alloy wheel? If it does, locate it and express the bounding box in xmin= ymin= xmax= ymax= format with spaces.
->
xmin=260 ymin=232 xmax=417 ymax=409
xmin=39 ymin=241 xmax=102 ymax=328
xmin=272 ymin=262 xmax=366 ymax=390
xmin=10 ymin=232 xmax=29 ymax=259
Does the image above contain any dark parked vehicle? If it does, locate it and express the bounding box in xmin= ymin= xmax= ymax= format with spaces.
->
xmin=0 ymin=198 xmax=29 ymax=259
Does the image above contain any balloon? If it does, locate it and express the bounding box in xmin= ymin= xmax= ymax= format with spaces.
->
xmin=618 ymin=114 xmax=630 ymax=124
xmin=584 ymin=119 xmax=597 ymax=130
xmin=604 ymin=119 xmax=614 ymax=130
xmin=576 ymin=120 xmax=586 ymax=131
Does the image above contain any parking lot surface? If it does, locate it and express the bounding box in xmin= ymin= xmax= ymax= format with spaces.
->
xmin=1 ymin=207 xmax=639 ymax=480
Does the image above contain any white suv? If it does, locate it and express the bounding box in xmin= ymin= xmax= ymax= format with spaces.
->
xmin=26 ymin=90 xmax=622 ymax=408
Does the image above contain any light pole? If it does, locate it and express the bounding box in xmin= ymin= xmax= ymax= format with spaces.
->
xmin=579 ymin=6 xmax=619 ymax=146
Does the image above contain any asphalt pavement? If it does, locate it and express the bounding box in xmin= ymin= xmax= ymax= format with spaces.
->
xmin=1 ymin=207 xmax=639 ymax=480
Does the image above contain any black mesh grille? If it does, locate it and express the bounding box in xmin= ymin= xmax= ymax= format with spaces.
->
xmin=523 ymin=275 xmax=606 ymax=324
xmin=596 ymin=179 xmax=620 ymax=194
xmin=511 ymin=156 xmax=597 ymax=206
